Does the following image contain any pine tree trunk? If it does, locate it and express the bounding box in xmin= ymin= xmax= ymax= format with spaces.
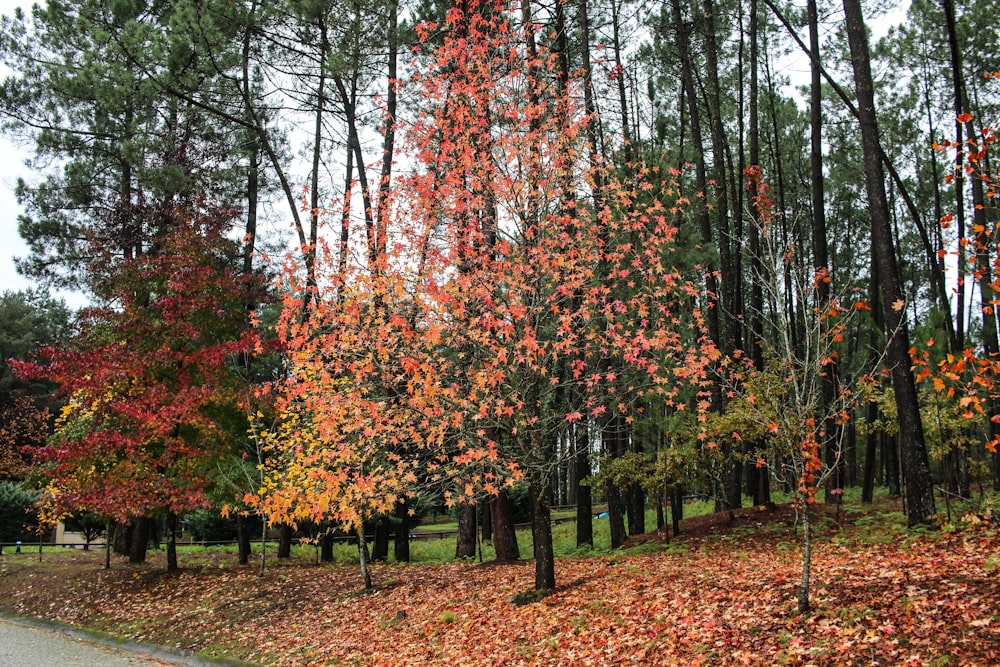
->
xmin=671 ymin=488 xmax=683 ymax=537
xmin=884 ymin=435 xmax=901 ymax=498
xmin=490 ymin=488 xmax=520 ymax=562
xmin=236 ymin=514 xmax=252 ymax=565
xmin=320 ymin=530 xmax=334 ymax=563
xmin=129 ymin=517 xmax=150 ymax=564
xmin=806 ymin=0 xmax=841 ymax=506
xmin=843 ymin=0 xmax=936 ymax=526
xmin=626 ymin=484 xmax=645 ymax=537
xmin=114 ymin=521 xmax=131 ymax=556
xmin=530 ymin=476 xmax=555 ymax=591
xmin=165 ymin=512 xmax=178 ymax=572
xmin=372 ymin=517 xmax=390 ymax=562
xmin=480 ymin=495 xmax=493 ymax=543
xmin=393 ymin=502 xmax=411 ymax=563
xmin=277 ymin=524 xmax=292 ymax=558
xmin=862 ymin=399 xmax=879 ymax=504
xmin=455 ymin=501 xmax=477 ymax=559
xmin=575 ymin=420 xmax=593 ymax=548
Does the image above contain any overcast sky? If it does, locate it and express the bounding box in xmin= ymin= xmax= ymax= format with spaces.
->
xmin=0 ymin=0 xmax=31 ymax=296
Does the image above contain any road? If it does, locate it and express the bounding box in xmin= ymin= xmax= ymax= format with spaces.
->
xmin=0 ymin=617 xmax=195 ymax=666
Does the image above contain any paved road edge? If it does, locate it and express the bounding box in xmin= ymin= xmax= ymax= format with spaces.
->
xmin=0 ymin=611 xmax=258 ymax=667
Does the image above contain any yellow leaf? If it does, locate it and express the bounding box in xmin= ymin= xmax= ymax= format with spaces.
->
xmin=892 ymin=299 xmax=905 ymax=312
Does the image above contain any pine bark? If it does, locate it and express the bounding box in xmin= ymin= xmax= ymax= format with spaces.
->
xmin=455 ymin=501 xmax=477 ymax=559
xmin=165 ymin=512 xmax=178 ymax=572
xmin=277 ymin=524 xmax=292 ymax=558
xmin=530 ymin=475 xmax=555 ymax=591
xmin=490 ymin=488 xmax=520 ymax=562
xmin=843 ymin=0 xmax=936 ymax=526
xmin=128 ymin=517 xmax=150 ymax=564
xmin=236 ymin=514 xmax=252 ymax=565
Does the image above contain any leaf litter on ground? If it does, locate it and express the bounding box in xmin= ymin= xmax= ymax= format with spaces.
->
xmin=0 ymin=505 xmax=997 ymax=666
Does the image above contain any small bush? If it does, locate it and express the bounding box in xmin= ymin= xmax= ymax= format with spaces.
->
xmin=0 ymin=481 xmax=40 ymax=543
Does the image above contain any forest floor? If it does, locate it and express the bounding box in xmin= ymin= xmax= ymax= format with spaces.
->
xmin=0 ymin=500 xmax=998 ymax=666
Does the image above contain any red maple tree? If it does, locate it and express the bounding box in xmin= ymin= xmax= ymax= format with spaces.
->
xmin=14 ymin=202 xmax=263 ymax=567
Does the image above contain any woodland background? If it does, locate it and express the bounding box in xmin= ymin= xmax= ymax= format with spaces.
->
xmin=0 ymin=0 xmax=998 ymax=649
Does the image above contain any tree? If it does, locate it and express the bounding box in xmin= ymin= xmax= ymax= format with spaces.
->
xmin=724 ymin=165 xmax=867 ymax=613
xmin=0 ymin=289 xmax=72 ymax=481
xmin=0 ymin=1 xmax=250 ymax=290
xmin=0 ymin=481 xmax=41 ymax=544
xmin=14 ymin=202 xmax=263 ymax=569
xmin=842 ymin=0 xmax=936 ymax=527
xmin=254 ymin=0 xmax=716 ymax=593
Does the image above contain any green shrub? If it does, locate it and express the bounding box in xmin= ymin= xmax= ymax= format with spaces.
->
xmin=0 ymin=481 xmax=40 ymax=542
xmin=184 ymin=508 xmax=237 ymax=542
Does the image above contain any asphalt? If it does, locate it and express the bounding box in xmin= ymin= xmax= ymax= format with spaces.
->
xmin=0 ymin=614 xmax=252 ymax=666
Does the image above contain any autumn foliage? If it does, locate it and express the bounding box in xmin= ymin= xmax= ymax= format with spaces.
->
xmin=13 ymin=203 xmax=261 ymax=526
xmin=917 ymin=106 xmax=1000 ymax=455
xmin=252 ymin=0 xmax=716 ymax=590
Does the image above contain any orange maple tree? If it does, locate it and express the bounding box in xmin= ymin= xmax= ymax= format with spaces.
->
xmin=916 ymin=99 xmax=1000 ymax=465
xmin=255 ymin=0 xmax=716 ymax=592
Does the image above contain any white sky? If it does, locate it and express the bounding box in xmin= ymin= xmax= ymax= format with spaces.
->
xmin=0 ymin=0 xmax=32 ymax=296
xmin=0 ymin=0 xmax=909 ymax=307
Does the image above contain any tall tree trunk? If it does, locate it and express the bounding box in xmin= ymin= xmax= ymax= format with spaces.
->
xmin=114 ymin=521 xmax=131 ymax=556
xmin=320 ymin=530 xmax=334 ymax=563
xmin=305 ymin=18 xmax=327 ymax=301
xmin=862 ymin=399 xmax=879 ymax=503
xmin=700 ymin=0 xmax=740 ymax=511
xmin=942 ymin=0 xmax=1000 ymax=485
xmin=236 ymin=514 xmax=252 ymax=565
xmin=490 ymin=488 xmax=520 ymax=562
xmin=480 ymin=495 xmax=493 ymax=543
xmin=165 ymin=511 xmax=178 ymax=572
xmin=862 ymin=246 xmax=884 ymax=504
xmin=529 ymin=474 xmax=555 ymax=591
xmin=574 ymin=420 xmax=593 ymax=548
xmin=573 ymin=0 xmax=597 ymax=553
xmin=884 ymin=434 xmax=901 ymax=498
xmin=670 ymin=487 xmax=683 ymax=537
xmin=455 ymin=500 xmax=477 ymax=559
xmin=626 ymin=484 xmax=645 ymax=537
xmin=804 ymin=0 xmax=841 ymax=505
xmin=243 ymin=143 xmax=259 ymax=277
xmin=337 ymin=77 xmax=357 ymax=297
xmin=604 ymin=414 xmax=627 ymax=548
xmin=237 ymin=6 xmax=310 ymax=292
xmin=393 ymin=501 xmax=411 ymax=563
xmin=129 ymin=517 xmax=150 ymax=564
xmin=842 ymin=0 xmax=936 ymax=527
xmin=372 ymin=516 xmax=390 ymax=562
xmin=277 ymin=523 xmax=292 ymax=558
xmin=672 ymin=0 xmax=727 ymax=512
xmin=374 ymin=0 xmax=398 ymax=265
xmin=610 ymin=0 xmax=633 ymax=167
xmin=919 ymin=55 xmax=957 ymax=351
xmin=745 ymin=0 xmax=771 ymax=509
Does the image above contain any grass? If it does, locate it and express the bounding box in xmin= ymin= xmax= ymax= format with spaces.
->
xmin=1 ymin=490 xmax=997 ymax=666
xmin=21 ymin=487 xmax=995 ymax=568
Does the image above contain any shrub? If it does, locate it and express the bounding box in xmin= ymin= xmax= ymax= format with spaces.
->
xmin=0 ymin=481 xmax=40 ymax=542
